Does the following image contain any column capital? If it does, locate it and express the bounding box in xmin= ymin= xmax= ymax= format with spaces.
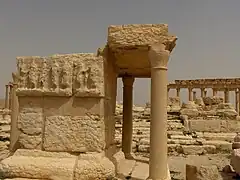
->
xmin=148 ymin=44 xmax=170 ymax=70
xmin=122 ymin=76 xmax=135 ymax=87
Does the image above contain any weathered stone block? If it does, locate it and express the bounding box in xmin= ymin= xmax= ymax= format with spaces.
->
xmin=18 ymin=133 xmax=41 ymax=149
xmin=18 ymin=113 xmax=43 ymax=135
xmin=220 ymin=120 xmax=240 ymax=132
xmin=74 ymin=153 xmax=115 ymax=180
xmin=108 ymin=24 xmax=172 ymax=49
xmin=43 ymin=97 xmax=103 ymax=117
xmin=186 ymin=164 xmax=221 ymax=180
xmin=18 ymin=97 xmax=43 ymax=114
xmin=0 ymin=149 xmax=76 ymax=179
xmin=43 ymin=115 xmax=105 ymax=152
xmin=188 ymin=120 xmax=221 ymax=132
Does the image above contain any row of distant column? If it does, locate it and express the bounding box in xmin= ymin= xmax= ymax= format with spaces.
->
xmin=169 ymin=87 xmax=240 ymax=114
xmin=4 ymin=83 xmax=13 ymax=110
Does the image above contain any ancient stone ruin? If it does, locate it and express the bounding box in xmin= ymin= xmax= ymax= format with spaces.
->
xmin=0 ymin=24 xmax=177 ymax=180
xmin=1 ymin=24 xmax=240 ymax=180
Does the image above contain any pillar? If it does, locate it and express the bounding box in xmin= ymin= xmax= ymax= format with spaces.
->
xmin=8 ymin=84 xmax=13 ymax=110
xmin=204 ymin=90 xmax=207 ymax=97
xmin=122 ymin=76 xmax=135 ymax=159
xmin=9 ymin=83 xmax=20 ymax=151
xmin=235 ymin=89 xmax=239 ymax=114
xmin=193 ymin=91 xmax=197 ymax=101
xmin=148 ymin=44 xmax=170 ymax=180
xmin=176 ymin=88 xmax=180 ymax=97
xmin=188 ymin=88 xmax=193 ymax=101
xmin=167 ymin=88 xmax=170 ymax=98
xmin=4 ymin=84 xmax=9 ymax=109
xmin=213 ymin=88 xmax=217 ymax=96
xmin=200 ymin=88 xmax=205 ymax=98
xmin=224 ymin=89 xmax=229 ymax=103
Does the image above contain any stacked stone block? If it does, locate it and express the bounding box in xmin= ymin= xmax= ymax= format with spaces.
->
xmin=0 ymin=109 xmax=11 ymax=156
xmin=115 ymin=97 xmax=240 ymax=157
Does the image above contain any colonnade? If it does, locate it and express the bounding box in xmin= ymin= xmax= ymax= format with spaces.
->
xmin=121 ymin=44 xmax=171 ymax=180
xmin=168 ymin=87 xmax=240 ymax=114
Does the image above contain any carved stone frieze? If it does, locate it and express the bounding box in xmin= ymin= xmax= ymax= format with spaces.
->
xmin=15 ymin=53 xmax=104 ymax=97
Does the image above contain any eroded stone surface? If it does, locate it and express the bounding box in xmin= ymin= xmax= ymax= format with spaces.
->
xmin=0 ymin=150 xmax=76 ymax=179
xmin=43 ymin=115 xmax=105 ymax=152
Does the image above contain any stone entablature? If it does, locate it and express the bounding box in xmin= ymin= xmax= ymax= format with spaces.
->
xmin=13 ymin=53 xmax=104 ymax=97
xmin=168 ymin=78 xmax=240 ymax=90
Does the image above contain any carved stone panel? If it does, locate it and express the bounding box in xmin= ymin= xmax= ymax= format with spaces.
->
xmin=44 ymin=55 xmax=73 ymax=96
xmin=73 ymin=53 xmax=104 ymax=97
xmin=43 ymin=115 xmax=105 ymax=152
xmin=15 ymin=55 xmax=73 ymax=96
xmin=16 ymin=56 xmax=45 ymax=96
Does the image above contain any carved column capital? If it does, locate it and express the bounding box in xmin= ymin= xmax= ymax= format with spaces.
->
xmin=122 ymin=76 xmax=135 ymax=87
xmin=148 ymin=44 xmax=170 ymax=70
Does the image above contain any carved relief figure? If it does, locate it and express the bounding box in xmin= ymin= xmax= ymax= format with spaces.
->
xmin=60 ymin=62 xmax=71 ymax=89
xmin=50 ymin=59 xmax=60 ymax=90
xmin=76 ymin=65 xmax=91 ymax=91
xmin=39 ymin=59 xmax=48 ymax=90
xmin=28 ymin=59 xmax=39 ymax=89
xmin=17 ymin=59 xmax=29 ymax=88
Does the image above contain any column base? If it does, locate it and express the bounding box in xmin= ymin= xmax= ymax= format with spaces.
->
xmin=0 ymin=149 xmax=115 ymax=180
xmin=147 ymin=164 xmax=171 ymax=180
xmin=124 ymin=152 xmax=136 ymax=160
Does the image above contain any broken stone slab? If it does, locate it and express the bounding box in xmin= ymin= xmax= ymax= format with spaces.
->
xmin=186 ymin=164 xmax=222 ymax=180
xmin=202 ymin=96 xmax=223 ymax=106
xmin=0 ymin=149 xmax=115 ymax=180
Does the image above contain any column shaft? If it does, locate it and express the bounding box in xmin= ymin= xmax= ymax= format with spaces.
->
xmin=5 ymin=85 xmax=9 ymax=109
xmin=200 ymin=88 xmax=205 ymax=98
xmin=224 ymin=90 xmax=229 ymax=103
xmin=176 ymin=88 xmax=180 ymax=97
xmin=148 ymin=44 xmax=171 ymax=180
xmin=188 ymin=88 xmax=193 ymax=101
xmin=213 ymin=89 xmax=217 ymax=96
xmin=236 ymin=90 xmax=239 ymax=114
xmin=122 ymin=76 xmax=134 ymax=159
xmin=204 ymin=90 xmax=207 ymax=97
xmin=193 ymin=91 xmax=197 ymax=101
xmin=8 ymin=84 xmax=13 ymax=110
xmin=9 ymin=83 xmax=20 ymax=151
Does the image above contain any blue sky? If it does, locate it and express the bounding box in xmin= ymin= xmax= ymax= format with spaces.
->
xmin=1 ymin=0 xmax=240 ymax=104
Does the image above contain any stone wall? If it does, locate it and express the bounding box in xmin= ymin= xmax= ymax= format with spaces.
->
xmin=115 ymin=97 xmax=240 ymax=157
xmin=0 ymin=109 xmax=11 ymax=158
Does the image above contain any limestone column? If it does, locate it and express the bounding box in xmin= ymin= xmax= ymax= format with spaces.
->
xmin=122 ymin=76 xmax=135 ymax=159
xmin=188 ymin=88 xmax=193 ymax=101
xmin=9 ymin=83 xmax=19 ymax=151
xmin=8 ymin=83 xmax=13 ymax=110
xmin=236 ymin=89 xmax=239 ymax=114
xmin=167 ymin=88 xmax=170 ymax=99
xmin=213 ymin=88 xmax=217 ymax=96
xmin=148 ymin=44 xmax=170 ymax=180
xmin=224 ymin=89 xmax=229 ymax=103
xmin=200 ymin=88 xmax=205 ymax=98
xmin=4 ymin=84 xmax=9 ymax=109
xmin=204 ymin=90 xmax=207 ymax=97
xmin=193 ymin=91 xmax=197 ymax=101
xmin=176 ymin=88 xmax=180 ymax=97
